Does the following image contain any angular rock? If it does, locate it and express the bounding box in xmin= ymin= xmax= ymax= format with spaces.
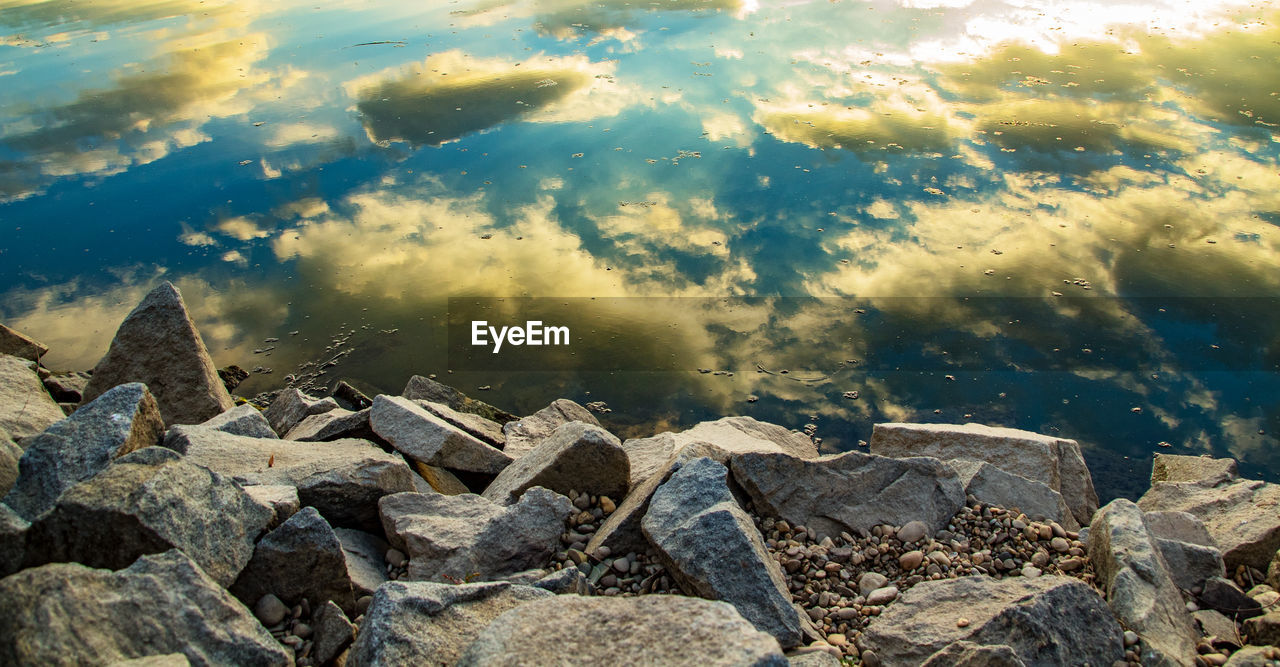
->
xmin=43 ymin=371 xmax=91 ymax=403
xmin=401 ymin=374 xmax=517 ymax=424
xmin=284 ymin=407 xmax=377 ymax=442
xmin=333 ymin=527 xmax=389 ymax=597
xmin=1225 ymin=646 xmax=1280 ymax=666
xmin=241 ymin=484 xmax=299 ymax=528
xmin=1156 ymin=536 xmax=1225 ymax=593
xmin=458 ymin=594 xmax=787 ymax=666
xmin=0 ymin=430 xmax=21 ymax=496
xmin=411 ymin=459 xmax=470 ymax=495
xmin=947 ymin=459 xmax=1078 ymax=530
xmin=1138 ymin=477 xmax=1280 ymax=571
xmin=501 ymin=398 xmax=600 ymax=459
xmin=1243 ymin=611 xmax=1280 ymax=646
xmin=532 ymin=567 xmax=592 ymax=595
xmin=860 ymin=575 xmax=1123 ymax=665
xmin=418 ymin=400 xmax=505 ymax=448
xmin=1200 ymin=577 xmax=1263 ymax=622
xmin=1088 ymin=498 xmax=1198 ymax=665
xmin=80 ymin=283 xmax=235 ymax=426
xmin=346 ymin=581 xmax=551 ymax=666
xmin=0 ymin=504 xmax=27 ymax=578
xmin=5 ymin=383 xmax=165 ymax=520
xmin=216 ymin=365 xmax=248 ymax=393
xmin=643 ymin=457 xmax=804 ymax=648
xmin=0 ymin=354 xmax=65 ymax=442
xmin=1145 ymin=510 xmax=1216 ymax=546
xmin=870 ymin=422 xmax=1098 ymax=527
xmin=0 ymin=550 xmax=290 ymax=666
xmin=371 ymin=395 xmax=512 ymax=475
xmin=0 ymin=323 xmax=49 ymax=362
xmin=262 ymin=388 xmax=339 ymax=436
xmin=1193 ymin=609 xmax=1242 ymax=645
xmin=198 ymin=404 xmax=276 ymax=439
xmin=331 ymin=380 xmax=373 ymax=411
xmin=921 ymin=642 xmax=1026 ymax=667
xmin=731 ymin=450 xmax=965 ymax=539
xmin=229 ymin=506 xmax=357 ymax=615
xmin=312 ymin=600 xmax=355 ymax=667
xmin=379 ymin=487 xmax=571 ymax=582
xmin=624 ymin=416 xmax=818 ymax=489
xmin=482 ymin=421 xmax=628 ymax=504
xmin=1151 ymin=453 xmax=1238 ymax=486
xmin=23 ymin=447 xmax=271 ymax=587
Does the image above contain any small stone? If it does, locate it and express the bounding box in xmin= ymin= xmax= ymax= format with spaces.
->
xmin=386 ymin=548 xmax=407 ymax=568
xmin=898 ymin=521 xmax=928 ymax=544
xmin=612 ymin=558 xmax=629 ymax=573
xmin=867 ymin=586 xmax=899 ymax=606
xmin=574 ymin=494 xmax=592 ymax=510
xmin=899 ymin=550 xmax=924 ymax=570
xmin=1022 ymin=566 xmax=1042 ymax=578
xmin=255 ymin=594 xmax=288 ymax=626
xmin=1123 ymin=630 xmax=1139 ymax=646
xmin=593 ymin=546 xmax=611 ymax=560
xmin=957 ymin=617 xmax=970 ymax=628
xmin=1051 ymin=537 xmax=1070 ymax=553
xmin=600 ymin=496 xmax=616 ymax=514
xmin=293 ymin=623 xmax=312 ymax=639
xmin=1059 ymin=557 xmax=1083 ymax=572
xmin=826 ymin=633 xmax=847 ymax=647
xmin=859 ymin=572 xmax=889 ymax=596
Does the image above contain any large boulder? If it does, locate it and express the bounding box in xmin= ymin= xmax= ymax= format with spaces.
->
xmin=0 ymin=323 xmax=48 ymax=362
xmin=370 ymin=395 xmax=512 ymax=475
xmin=501 ymin=398 xmax=600 ymax=459
xmin=346 ymin=581 xmax=551 ymax=666
xmin=1150 ymin=453 xmax=1238 ymax=486
xmin=262 ymin=388 xmax=339 ymax=436
xmin=228 ymin=506 xmax=358 ymax=616
xmin=624 ymin=416 xmax=817 ymax=488
xmin=481 ymin=421 xmax=628 ymax=505
xmin=417 ymin=400 xmax=505 ymax=448
xmin=5 ymin=383 xmax=164 ymax=521
xmin=0 ymin=354 xmax=65 ymax=441
xmin=947 ymin=459 xmax=1078 ymax=530
xmin=458 ymin=594 xmax=787 ymax=666
xmin=0 ymin=550 xmax=290 ymax=666
xmin=1145 ymin=510 xmax=1226 ymax=593
xmin=80 ymin=282 xmax=234 ymax=426
xmin=859 ymin=575 xmax=1123 ymax=666
xmin=731 ymin=451 xmax=965 ymax=540
xmin=870 ymin=422 xmax=1098 ymax=527
xmin=197 ymin=404 xmax=276 ymax=439
xmin=401 ymin=375 xmax=516 ymax=424
xmin=642 ymin=457 xmax=805 ymax=649
xmin=1138 ymin=476 xmax=1280 ymax=572
xmin=284 ymin=407 xmax=378 ymax=442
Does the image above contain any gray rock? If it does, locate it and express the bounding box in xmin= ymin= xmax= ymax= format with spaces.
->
xmin=921 ymin=642 xmax=1026 ymax=667
xmin=786 ymin=649 xmax=842 ymax=667
xmin=284 ymin=407 xmax=379 ymax=442
xmin=501 ymin=398 xmax=600 ymax=459
xmin=1155 ymin=536 xmax=1225 ymax=593
xmin=643 ymin=457 xmax=804 ymax=648
xmin=198 ymin=404 xmax=276 ymax=439
xmin=371 ymin=395 xmax=512 ymax=474
xmin=333 ymin=527 xmax=389 ymax=597
xmin=532 ymin=566 xmax=592 ymax=595
xmin=0 ymin=430 xmax=22 ymax=496
xmin=254 ymin=593 xmax=288 ymax=626
xmin=947 ymin=459 xmax=1079 ymax=530
xmin=482 ymin=421 xmax=628 ymax=505
xmin=0 ymin=504 xmax=27 ymax=578
xmin=1243 ymin=611 xmax=1280 ymax=647
xmin=418 ymin=400 xmax=506 ymax=448
xmin=859 ymin=572 xmax=889 ymax=597
xmin=624 ymin=416 xmax=817 ymax=489
xmin=731 ymin=450 xmax=965 ymax=540
xmin=0 ymin=354 xmax=65 ymax=442
xmin=312 ymin=600 xmax=355 ymax=667
xmin=241 ymin=484 xmax=300 ymax=528
xmin=1138 ymin=477 xmax=1280 ymax=571
xmin=0 ymin=323 xmax=49 ymax=362
xmin=1151 ymin=453 xmax=1238 ymax=486
xmin=5 ymin=383 xmax=165 ymax=520
xmin=1145 ymin=510 xmax=1216 ymax=546
xmin=1193 ymin=609 xmax=1241 ymax=645
xmin=1200 ymin=577 xmax=1263 ymax=621
xmin=346 ymin=581 xmax=551 ymax=667
xmin=229 ymin=506 xmax=357 ymax=616
xmin=1088 ymin=498 xmax=1198 ymax=665
xmin=262 ymin=388 xmax=340 ymax=436
xmin=1224 ymin=646 xmax=1280 ymax=666
xmin=331 ymin=381 xmax=373 ymax=411
xmin=457 ymin=594 xmax=787 ymax=666
xmin=870 ymin=422 xmax=1098 ymax=527
xmin=108 ymin=655 xmax=191 ymax=667
xmin=43 ymin=372 xmax=91 ymax=403
xmin=0 ymin=550 xmax=290 ymax=666
xmin=409 ymin=459 xmax=470 ymax=495
xmin=80 ymin=283 xmax=235 ymax=427
xmin=860 ymin=575 xmax=1123 ymax=666
xmin=401 ymin=374 xmax=517 ymax=424
xmin=380 ymin=487 xmax=571 ymax=582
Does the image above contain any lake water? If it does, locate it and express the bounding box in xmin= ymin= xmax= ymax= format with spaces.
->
xmin=2 ymin=0 xmax=1278 ymax=501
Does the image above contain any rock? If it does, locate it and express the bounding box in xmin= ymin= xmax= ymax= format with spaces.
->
xmin=417 ymin=400 xmax=505 ymax=449
xmin=859 ymin=575 xmax=1123 ymax=665
xmin=787 ymin=648 xmax=843 ymax=667
xmin=80 ymin=283 xmax=235 ymax=426
xmin=1150 ymin=453 xmax=1238 ymax=486
xmin=346 ymin=581 xmax=551 ymax=666
xmin=0 ymin=550 xmax=290 ymax=666
xmin=1243 ymin=611 xmax=1280 ymax=646
xmin=859 ymin=572 xmax=889 ymax=596
xmin=284 ymin=408 xmax=377 ymax=442
xmin=532 ymin=566 xmax=592 ymax=595
xmin=947 ymin=459 xmax=1079 ymax=530
xmin=0 ymin=430 xmax=23 ymax=496
xmin=457 ymin=594 xmax=787 ymax=666
xmin=241 ymin=484 xmax=300 ymax=528
xmin=5 ymin=383 xmax=165 ymax=520
xmin=333 ymin=528 xmax=390 ymax=597
xmin=501 ymin=398 xmax=600 ymax=458
xmin=254 ymin=593 xmax=288 ymax=625
xmin=0 ymin=354 xmax=65 ymax=441
xmin=1088 ymin=498 xmax=1199 ymax=665
xmin=921 ymin=642 xmax=1027 ymax=667
xmin=0 ymin=323 xmax=48 ymax=361
xmin=162 ymin=425 xmax=415 ymax=532
xmin=410 ymin=459 xmax=470 ymax=495
xmin=1145 ymin=510 xmax=1217 ymax=546
xmin=331 ymin=380 xmax=373 ymax=411
xmin=1193 ymin=609 xmax=1241 ymax=645
xmin=1225 ymin=646 xmax=1280 ymax=666
xmin=312 ymin=600 xmax=356 ymax=667
xmin=0 ymin=504 xmax=27 ymax=578
xmin=198 ymin=404 xmax=277 ymax=439
xmin=401 ymin=375 xmax=517 ymax=424
xmin=1155 ymin=536 xmax=1226 ymax=593
xmin=623 ymin=416 xmax=817 ymax=489
xmin=370 ymin=395 xmax=512 ymax=474
xmin=731 ymin=450 xmax=965 ymax=539
xmin=108 ymin=654 xmax=191 ymax=667
xmin=1200 ymin=577 xmax=1264 ymax=621
xmin=43 ymin=371 xmax=91 ymax=403
xmin=898 ymin=520 xmax=928 ymax=544
xmin=867 ymin=586 xmax=900 ymax=606
xmin=1138 ymin=476 xmax=1280 ymax=571
xmin=482 ymin=421 xmax=628 ymax=505
xmin=229 ymin=506 xmax=357 ymax=616
xmin=217 ymin=365 xmax=249 ymax=393
xmin=23 ymin=447 xmax=271 ymax=587
xmin=642 ymin=457 xmax=804 ymax=648
xmin=870 ymin=422 xmax=1098 ymax=527
xmin=379 ymin=487 xmax=571 ymax=582
xmin=262 ymin=388 xmax=340 ymax=436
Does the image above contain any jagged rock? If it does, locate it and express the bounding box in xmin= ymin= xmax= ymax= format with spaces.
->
xmin=624 ymin=416 xmax=817 ymax=489
xmin=870 ymin=422 xmax=1098 ymax=527
xmin=1200 ymin=577 xmax=1263 ymax=622
xmin=23 ymin=447 xmax=271 ymax=587
xmin=43 ymin=372 xmax=91 ymax=403
xmin=1156 ymin=536 xmax=1226 ymax=593
xmin=1225 ymin=646 xmax=1280 ymax=666
xmin=786 ymin=649 xmax=842 ymax=667
xmin=262 ymin=388 xmax=339 ymax=436
xmin=216 ymin=365 xmax=249 ymax=393
xmin=947 ymin=459 xmax=1078 ymax=530
xmin=312 ymin=600 xmax=356 ymax=667
xmin=229 ymin=506 xmax=357 ymax=615
xmin=643 ymin=457 xmax=804 ymax=648
xmin=80 ymin=283 xmax=234 ymax=426
xmin=0 ymin=504 xmax=27 ymax=578
xmin=241 ymin=484 xmax=299 ymax=528
xmin=331 ymin=380 xmax=373 ymax=411
xmin=334 ymin=527 xmax=389 ymax=597
xmin=921 ymin=642 xmax=1026 ymax=667
xmin=482 ymin=422 xmax=628 ymax=505
xmin=731 ymin=450 xmax=965 ymax=540
xmin=198 ymin=404 xmax=276 ymax=439
xmin=346 ymin=581 xmax=551 ymax=666
xmin=401 ymin=375 xmax=517 ymax=424
xmin=1088 ymin=498 xmax=1198 ymax=665
xmin=1138 ymin=476 xmax=1280 ymax=571
xmin=532 ymin=566 xmax=592 ymax=595
xmin=284 ymin=408 xmax=377 ymax=442
xmin=5 ymin=383 xmax=165 ymax=520
xmin=1193 ymin=609 xmax=1242 ymax=645
xmin=162 ymin=425 xmax=415 ymax=532
xmin=1151 ymin=453 xmax=1238 ymax=486
xmin=411 ymin=459 xmax=469 ymax=495
xmin=457 ymin=594 xmax=787 ymax=666
xmin=1145 ymin=510 xmax=1216 ymax=546
xmin=501 ymin=399 xmax=600 ymax=458
xmin=0 ymin=550 xmax=290 ymax=666
xmin=0 ymin=354 xmax=65 ymax=441
xmin=371 ymin=395 xmax=512 ymax=475
xmin=0 ymin=430 xmax=21 ymax=496
xmin=418 ymin=400 xmax=505 ymax=448
xmin=379 ymin=488 xmax=571 ymax=582
xmin=860 ymin=575 xmax=1123 ymax=665
xmin=0 ymin=323 xmax=48 ymax=362
xmin=1244 ymin=611 xmax=1280 ymax=646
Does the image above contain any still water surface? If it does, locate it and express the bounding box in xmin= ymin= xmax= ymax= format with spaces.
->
xmin=2 ymin=0 xmax=1279 ymax=500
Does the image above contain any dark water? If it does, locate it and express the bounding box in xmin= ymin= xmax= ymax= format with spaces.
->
xmin=2 ymin=0 xmax=1278 ymax=501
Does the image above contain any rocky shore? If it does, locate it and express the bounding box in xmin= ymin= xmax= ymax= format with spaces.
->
xmin=2 ymin=282 xmax=1280 ymax=666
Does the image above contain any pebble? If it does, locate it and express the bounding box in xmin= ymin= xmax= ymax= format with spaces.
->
xmin=826 ymin=633 xmax=847 ymax=647
xmin=254 ymin=594 xmax=288 ymax=627
xmin=593 ymin=546 xmax=611 ymax=560
xmin=1021 ymin=566 xmax=1042 ymax=578
xmin=292 ymin=622 xmax=312 ymax=639
xmin=613 ymin=558 xmax=630 ymax=573
xmin=899 ymin=550 xmax=924 ymax=570
xmin=897 ymin=521 xmax=927 ymax=544
xmin=386 ymin=548 xmax=407 ymax=568
xmin=956 ymin=617 xmax=970 ymax=628
xmin=1123 ymin=630 xmax=1139 ymax=647
xmin=866 ymin=586 xmax=899 ymax=606
xmin=356 ymin=595 xmax=373 ymax=616
xmin=858 ymin=572 xmax=889 ymax=596
xmin=861 ymin=649 xmax=881 ymax=667
xmin=1200 ymin=654 xmax=1226 ymax=666
xmin=600 ymin=496 xmax=616 ymax=514
xmin=1050 ymin=537 xmax=1070 ymax=553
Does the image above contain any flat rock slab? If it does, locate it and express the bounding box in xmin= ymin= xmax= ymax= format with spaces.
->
xmin=949 ymin=458 xmax=1078 ymax=530
xmin=1151 ymin=453 xmax=1238 ymax=486
xmin=625 ymin=416 xmax=817 ymax=489
xmin=1138 ymin=477 xmax=1280 ymax=572
xmin=501 ymin=398 xmax=600 ymax=459
xmin=229 ymin=506 xmax=357 ymax=616
xmin=411 ymin=460 xmax=470 ymax=495
xmin=419 ymin=400 xmax=506 ymax=448
xmin=371 ymin=395 xmax=512 ymax=475
xmin=0 ymin=323 xmax=48 ymax=362
xmin=870 ymin=422 xmax=1098 ymax=527
xmin=284 ymin=407 xmax=376 ymax=442
xmin=458 ymin=594 xmax=787 ymax=666
xmin=198 ymin=404 xmax=276 ymax=439
xmin=401 ymin=375 xmax=516 ymax=424
xmin=263 ymin=388 xmax=340 ymax=436
xmin=482 ymin=421 xmax=628 ymax=505
xmin=0 ymin=550 xmax=290 ymax=666
xmin=860 ymin=575 xmax=1123 ymax=666
xmin=0 ymin=353 xmax=65 ymax=442
xmin=731 ymin=450 xmax=965 ymax=540
xmin=80 ymin=282 xmax=234 ymax=427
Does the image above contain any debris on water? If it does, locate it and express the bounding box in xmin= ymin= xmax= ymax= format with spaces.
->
xmin=238 ymin=160 xmax=252 ymax=166
xmin=480 ymin=233 xmax=492 ymax=239
xmin=381 ymin=328 xmax=399 ymax=334
xmin=585 ymin=401 xmax=611 ymax=414
xmin=944 ymin=375 xmax=956 ymax=382
xmin=264 ymin=337 xmax=279 ymax=343
xmin=253 ymin=122 xmax=265 ymax=127
xmin=290 ymin=331 xmax=299 ymax=336
xmin=984 ymin=269 xmax=995 ymax=276
xmin=1131 ymin=407 xmax=1143 ymax=414
xmin=253 ymin=347 xmax=275 ymax=354
xmin=842 ymin=390 xmax=860 ymax=400
xmin=698 ymin=368 xmax=711 ymax=373
xmin=252 ymin=366 xmax=273 ymax=374
xmin=477 ymin=385 xmax=492 ymax=391
xmin=1157 ymin=441 xmax=1172 ymax=448
xmin=746 ymin=394 xmax=759 ymax=403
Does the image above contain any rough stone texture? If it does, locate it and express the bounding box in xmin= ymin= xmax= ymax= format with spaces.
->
xmin=624 ymin=416 xmax=818 ymax=489
xmin=0 ymin=550 xmax=291 ymax=666
xmin=482 ymin=421 xmax=628 ymax=505
xmin=229 ymin=506 xmax=357 ymax=616
xmin=80 ymin=283 xmax=234 ymax=427
xmin=0 ymin=504 xmax=27 ymax=578
xmin=5 ymin=383 xmax=165 ymax=520
xmin=108 ymin=655 xmax=191 ymax=667
xmin=0 ymin=430 xmax=22 ymax=496
xmin=947 ymin=459 xmax=1079 ymax=530
xmin=458 ymin=594 xmax=788 ymax=666
xmin=380 ymin=488 xmax=571 ymax=582
xmin=346 ymin=581 xmax=551 ymax=667
xmin=860 ymin=575 xmax=1123 ymax=666
xmin=1151 ymin=453 xmax=1238 ymax=486
xmin=198 ymin=404 xmax=276 ymax=439
xmin=312 ymin=600 xmax=355 ymax=667
xmin=921 ymin=642 xmax=1027 ymax=667
xmin=1193 ymin=609 xmax=1241 ymax=644
xmin=334 ymin=527 xmax=389 ymax=597
xmin=0 ymin=323 xmax=49 ymax=362
xmin=0 ymin=354 xmax=65 ymax=442
xmin=1200 ymin=577 xmax=1263 ymax=622
xmin=1138 ymin=477 xmax=1280 ymax=571
xmin=1155 ymin=536 xmax=1226 ymax=593
xmin=501 ymin=398 xmax=600 ymax=459
xmin=1243 ymin=611 xmax=1280 ymax=646
xmin=418 ymin=400 xmax=505 ymax=448
xmin=163 ymin=425 xmax=415 ymax=532
xmin=870 ymin=422 xmax=1098 ymax=527
xmin=262 ymin=388 xmax=339 ymax=436
xmin=643 ymin=457 xmax=804 ymax=648
xmin=43 ymin=372 xmax=91 ymax=403
xmin=371 ymin=395 xmax=512 ymax=474
xmin=1225 ymin=646 xmax=1280 ymax=666
xmin=785 ymin=650 xmax=842 ymax=667
xmin=23 ymin=447 xmax=271 ymax=587
xmin=241 ymin=484 xmax=299 ymax=528
xmin=1088 ymin=498 xmax=1199 ymax=666
xmin=283 ymin=408 xmax=377 ymax=442
xmin=1145 ymin=510 xmax=1216 ymax=546
xmin=532 ymin=566 xmax=592 ymax=595
xmin=411 ymin=459 xmax=470 ymax=495
xmin=731 ymin=450 xmax=966 ymax=540
xmin=331 ymin=381 xmax=373 ymax=411
xmin=401 ymin=374 xmax=517 ymax=424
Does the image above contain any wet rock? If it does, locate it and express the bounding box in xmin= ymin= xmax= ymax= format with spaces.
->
xmin=1138 ymin=476 xmax=1280 ymax=572
xmin=0 ymin=504 xmax=27 ymax=578
xmin=410 ymin=459 xmax=470 ymax=495
xmin=241 ymin=484 xmax=299 ymax=528
xmin=262 ymin=388 xmax=340 ymax=436
xmin=0 ymin=431 xmax=20 ymax=496
xmin=482 ymin=421 xmax=628 ymax=505
xmin=370 ymin=395 xmax=512 ymax=475
xmin=0 ymin=354 xmax=65 ymax=442
xmin=284 ymin=407 xmax=377 ymax=442
xmin=311 ymin=600 xmax=355 ymax=667
xmin=418 ymin=399 xmax=506 ymax=449
xmin=0 ymin=323 xmax=48 ymax=362
xmin=501 ymin=398 xmax=600 ymax=459
xmin=80 ymin=283 xmax=235 ymax=426
xmin=229 ymin=506 xmax=357 ymax=616
xmin=333 ymin=527 xmax=389 ymax=597
xmin=216 ymin=365 xmax=249 ymax=393
xmin=401 ymin=375 xmax=517 ymax=424
xmin=921 ymin=641 xmax=1026 ymax=667
xmin=43 ymin=371 xmax=91 ymax=403
xmin=0 ymin=550 xmax=290 ymax=666
xmin=947 ymin=459 xmax=1079 ymax=530
xmin=198 ymin=404 xmax=277 ymax=439
xmin=624 ymin=416 xmax=817 ymax=489
xmin=1150 ymin=453 xmax=1238 ymax=486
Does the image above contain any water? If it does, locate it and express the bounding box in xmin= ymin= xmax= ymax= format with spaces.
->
xmin=2 ymin=0 xmax=1278 ymax=501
